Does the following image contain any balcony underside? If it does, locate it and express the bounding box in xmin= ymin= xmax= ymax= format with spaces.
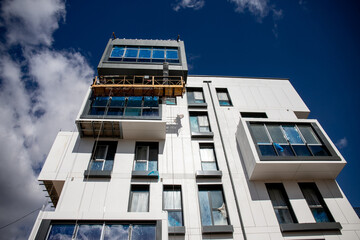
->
xmin=41 ymin=180 xmax=64 ymax=208
xmin=91 ymin=75 xmax=185 ymax=97
xmin=76 ymin=119 xmax=166 ymax=139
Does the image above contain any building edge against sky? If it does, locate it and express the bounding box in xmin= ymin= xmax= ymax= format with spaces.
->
xmin=29 ymin=38 xmax=360 ymax=239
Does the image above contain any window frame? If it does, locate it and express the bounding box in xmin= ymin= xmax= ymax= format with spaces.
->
xmin=133 ymin=142 xmax=159 ymax=172
xmin=216 ymin=88 xmax=232 ymax=106
xmin=299 ymin=182 xmax=335 ymax=223
xmin=199 ymin=143 xmax=219 ymax=171
xmin=163 ymin=185 xmax=184 ymax=227
xmin=128 ymin=185 xmax=150 ymax=212
xmin=247 ymin=121 xmax=340 ymax=161
xmin=189 ymin=112 xmax=213 ymax=137
xmin=187 ymin=88 xmax=207 ymax=107
xmin=165 ymin=97 xmax=177 ymax=105
xmin=266 ymin=183 xmax=298 ymax=224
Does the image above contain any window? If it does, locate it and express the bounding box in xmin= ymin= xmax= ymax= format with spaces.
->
xmin=163 ymin=186 xmax=184 ymax=227
xmin=88 ymin=141 xmax=117 ymax=172
xmin=190 ymin=113 xmax=211 ymax=133
xmin=266 ymin=183 xmax=297 ymax=224
xmin=109 ymin=46 xmax=179 ymax=63
xmin=216 ymin=88 xmax=232 ymax=106
xmin=88 ymin=96 xmax=159 ymax=118
xmin=198 ymin=186 xmax=229 ymax=226
xmin=200 ymin=144 xmax=218 ymax=171
xmin=46 ymin=222 xmax=156 ymax=240
xmin=129 ymin=185 xmax=149 ymax=212
xmin=187 ymin=88 xmax=205 ymax=104
xmin=250 ymin=123 xmax=330 ymax=157
xmin=299 ymin=183 xmax=334 ymax=223
xmin=165 ymin=97 xmax=176 ymax=105
xmin=241 ymin=112 xmax=267 ymax=118
xmin=134 ymin=142 xmax=158 ymax=172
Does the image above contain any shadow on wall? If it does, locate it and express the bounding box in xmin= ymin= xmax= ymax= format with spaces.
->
xmin=234 ymin=135 xmax=343 ymax=201
xmin=166 ymin=115 xmax=183 ymax=136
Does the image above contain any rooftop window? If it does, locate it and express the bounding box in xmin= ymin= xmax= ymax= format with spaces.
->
xmin=109 ymin=46 xmax=179 ymax=63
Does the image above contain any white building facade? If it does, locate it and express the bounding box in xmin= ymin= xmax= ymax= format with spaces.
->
xmin=30 ymin=39 xmax=360 ymax=240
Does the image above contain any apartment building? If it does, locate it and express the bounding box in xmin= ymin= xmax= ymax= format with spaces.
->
xmin=29 ymin=38 xmax=360 ymax=240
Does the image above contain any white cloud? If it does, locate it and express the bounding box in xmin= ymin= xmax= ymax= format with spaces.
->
xmin=228 ymin=0 xmax=270 ymax=19
xmin=0 ymin=0 xmax=65 ymax=46
xmin=0 ymin=0 xmax=94 ymax=238
xmin=173 ymin=0 xmax=205 ymax=11
xmin=336 ymin=137 xmax=348 ymax=149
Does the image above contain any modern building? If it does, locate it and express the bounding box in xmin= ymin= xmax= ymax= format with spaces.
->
xmin=29 ymin=38 xmax=360 ymax=240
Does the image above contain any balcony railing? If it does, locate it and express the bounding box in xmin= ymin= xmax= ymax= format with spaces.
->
xmin=91 ymin=75 xmax=185 ymax=97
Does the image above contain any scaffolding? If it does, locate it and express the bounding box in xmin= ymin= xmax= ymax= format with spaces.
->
xmin=91 ymin=75 xmax=185 ymax=97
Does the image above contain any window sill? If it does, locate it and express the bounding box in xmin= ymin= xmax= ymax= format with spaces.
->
xmin=191 ymin=132 xmax=214 ymax=138
xmin=168 ymin=226 xmax=185 ymax=235
xmin=196 ymin=170 xmax=222 ymax=178
xmin=188 ymin=103 xmax=207 ymax=108
xmin=280 ymin=222 xmax=342 ymax=232
xmin=83 ymin=170 xmax=112 ymax=178
xmin=131 ymin=170 xmax=159 ymax=179
xmin=202 ymin=225 xmax=233 ymax=234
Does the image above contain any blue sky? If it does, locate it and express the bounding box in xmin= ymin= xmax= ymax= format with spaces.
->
xmin=0 ymin=0 xmax=359 ymax=238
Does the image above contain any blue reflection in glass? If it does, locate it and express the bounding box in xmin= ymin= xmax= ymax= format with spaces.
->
xmin=142 ymin=109 xmax=158 ymax=116
xmin=199 ymin=191 xmax=212 ymax=226
xmin=168 ymin=211 xmax=183 ymax=226
xmin=124 ymin=48 xmax=138 ymax=58
xmin=189 ymin=116 xmax=199 ymax=132
xmin=166 ymin=50 xmax=178 ymax=59
xmin=144 ymin=96 xmax=158 ymax=107
xmin=139 ymin=48 xmax=151 ymax=58
xmin=104 ymin=224 xmax=129 ymax=240
xmin=293 ymin=145 xmax=311 ymax=156
xmin=76 ymin=224 xmax=102 ymax=240
xmin=127 ymin=97 xmax=142 ymax=107
xmin=282 ymin=125 xmax=304 ymax=144
xmin=152 ymin=49 xmax=165 ymax=59
xmin=110 ymin=47 xmax=125 ymax=58
xmin=47 ymin=224 xmax=75 ymax=240
xmin=125 ymin=108 xmax=141 ymax=116
xmin=219 ymin=100 xmax=231 ymax=106
xmin=148 ymin=161 xmax=157 ymax=171
xmin=131 ymin=225 xmax=156 ymax=240
xmin=93 ymin=97 xmax=109 ymax=107
xmin=110 ymin=97 xmax=125 ymax=107
xmin=259 ymin=145 xmax=277 ymax=156
xmin=134 ymin=162 xmax=147 ymax=171
xmin=312 ymin=208 xmax=330 ymax=222
xmin=90 ymin=161 xmax=103 ymax=171
xmin=103 ymin=160 xmax=113 ymax=171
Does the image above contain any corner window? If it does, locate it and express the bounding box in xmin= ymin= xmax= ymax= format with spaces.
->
xmin=109 ymin=46 xmax=179 ymax=63
xmin=88 ymin=141 xmax=117 ymax=172
xmin=200 ymin=144 xmax=218 ymax=171
xmin=129 ymin=185 xmax=149 ymax=212
xmin=198 ymin=186 xmax=229 ymax=226
xmin=299 ymin=183 xmax=334 ymax=223
xmin=88 ymin=96 xmax=159 ymax=118
xmin=190 ymin=113 xmax=211 ymax=133
xmin=134 ymin=142 xmax=158 ymax=171
xmin=250 ymin=123 xmax=330 ymax=157
xmin=187 ymin=88 xmax=205 ymax=104
xmin=46 ymin=222 xmax=156 ymax=240
xmin=163 ymin=186 xmax=184 ymax=227
xmin=266 ymin=183 xmax=297 ymax=224
xmin=216 ymin=88 xmax=232 ymax=106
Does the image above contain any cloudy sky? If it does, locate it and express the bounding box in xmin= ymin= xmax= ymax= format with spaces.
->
xmin=0 ymin=0 xmax=359 ymax=238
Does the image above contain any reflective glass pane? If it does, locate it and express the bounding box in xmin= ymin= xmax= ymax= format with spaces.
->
xmin=142 ymin=109 xmax=159 ymax=116
xmin=217 ymin=92 xmax=228 ymax=101
xmin=104 ymin=224 xmax=129 ymax=240
xmin=76 ymin=224 xmax=102 ymax=240
xmin=259 ymin=145 xmax=277 ymax=156
xmin=134 ymin=161 xmax=147 ymax=171
xmin=103 ymin=160 xmax=114 ymax=171
xmin=194 ymin=91 xmax=204 ymax=103
xmin=189 ymin=116 xmax=199 ymax=132
xmin=139 ymin=48 xmax=151 ymax=58
xmin=166 ymin=98 xmax=176 ymax=105
xmin=212 ymin=210 xmax=228 ymax=225
xmin=124 ymin=48 xmax=138 ymax=58
xmin=251 ymin=124 xmax=270 ymax=144
xmin=136 ymin=146 xmax=148 ymax=160
xmin=219 ymin=100 xmax=231 ymax=106
xmin=199 ymin=191 xmax=212 ymax=226
xmin=267 ymin=125 xmax=287 ymax=144
xmin=90 ymin=161 xmax=103 ymax=171
xmin=166 ymin=50 xmax=178 ymax=59
xmin=200 ymin=148 xmax=215 ymax=162
xmin=274 ymin=209 xmax=295 ymax=224
xmin=310 ymin=145 xmax=329 ymax=156
xmin=293 ymin=145 xmax=311 ymax=156
xmin=127 ymin=97 xmax=142 ymax=107
xmin=201 ymin=162 xmax=217 ymax=170
xmin=93 ymin=97 xmax=109 ymax=107
xmin=110 ymin=47 xmax=125 ymax=58
xmin=210 ymin=190 xmax=224 ymax=208
xmin=148 ymin=161 xmax=157 ymax=171
xmin=124 ymin=108 xmax=141 ymax=116
xmin=110 ymin=97 xmax=125 ymax=107
xmin=198 ymin=115 xmax=209 ymax=127
xmin=298 ymin=125 xmax=320 ymax=144
xmin=311 ymin=208 xmax=331 ymax=222
xmin=276 ymin=144 xmax=294 ymax=156
xmin=301 ymin=186 xmax=321 ymax=206
xmin=187 ymin=91 xmax=195 ymax=104
xmin=131 ymin=225 xmax=156 ymax=240
xmin=90 ymin=107 xmax=105 ymax=115
xmin=168 ymin=211 xmax=183 ymax=226
xmin=268 ymin=187 xmax=287 ymax=207
xmin=107 ymin=108 xmax=124 ymax=116
xmin=95 ymin=145 xmax=107 ymax=159
xmin=282 ymin=125 xmax=304 ymax=144
xmin=152 ymin=49 xmax=165 ymax=59
xmin=130 ymin=191 xmax=149 ymax=212
xmin=164 ymin=190 xmax=181 ymax=209
xmin=47 ymin=224 xmax=75 ymax=240
xmin=199 ymin=126 xmax=210 ymax=132
xmin=144 ymin=96 xmax=158 ymax=107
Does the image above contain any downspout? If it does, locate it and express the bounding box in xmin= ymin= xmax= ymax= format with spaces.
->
xmin=204 ymin=81 xmax=247 ymax=240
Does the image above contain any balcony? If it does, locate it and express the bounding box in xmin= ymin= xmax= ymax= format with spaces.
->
xmin=236 ymin=119 xmax=346 ymax=180
xmin=91 ymin=75 xmax=185 ymax=97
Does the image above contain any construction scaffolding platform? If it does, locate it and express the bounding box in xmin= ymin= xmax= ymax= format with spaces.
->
xmin=91 ymin=75 xmax=185 ymax=97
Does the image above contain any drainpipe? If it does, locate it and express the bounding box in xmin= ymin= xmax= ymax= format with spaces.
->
xmin=204 ymin=81 xmax=247 ymax=240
